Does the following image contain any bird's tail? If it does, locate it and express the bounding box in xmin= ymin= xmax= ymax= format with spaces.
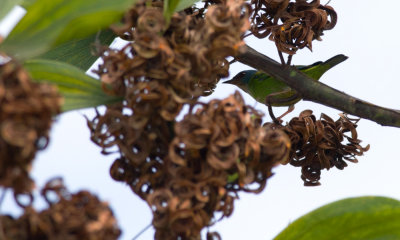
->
xmin=303 ymin=54 xmax=348 ymax=80
xmin=323 ymin=54 xmax=348 ymax=69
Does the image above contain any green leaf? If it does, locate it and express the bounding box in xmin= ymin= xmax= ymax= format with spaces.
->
xmin=227 ymin=173 xmax=238 ymax=183
xmin=1 ymin=0 xmax=134 ymax=60
xmin=0 ymin=0 xmax=22 ymax=21
xmin=163 ymin=0 xmax=180 ymax=24
xmin=163 ymin=0 xmax=200 ymax=24
xmin=38 ymin=29 xmax=116 ymax=71
xmin=20 ymin=0 xmax=36 ymax=9
xmin=175 ymin=0 xmax=201 ymax=12
xmin=23 ymin=59 xmax=122 ymax=112
xmin=275 ymin=196 xmax=400 ymax=240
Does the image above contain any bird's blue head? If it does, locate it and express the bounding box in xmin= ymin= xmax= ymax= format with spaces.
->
xmin=224 ymin=70 xmax=256 ymax=92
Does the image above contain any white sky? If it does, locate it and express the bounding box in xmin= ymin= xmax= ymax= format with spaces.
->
xmin=2 ymin=1 xmax=400 ymax=240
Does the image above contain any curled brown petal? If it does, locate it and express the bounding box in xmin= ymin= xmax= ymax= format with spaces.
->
xmin=250 ymin=0 xmax=337 ymax=54
xmin=0 ymin=60 xmax=61 ymax=193
xmin=136 ymin=8 xmax=166 ymax=33
xmin=280 ymin=110 xmax=369 ymax=186
xmin=207 ymin=144 xmax=240 ymax=170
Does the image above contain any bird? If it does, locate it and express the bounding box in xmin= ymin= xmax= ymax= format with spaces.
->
xmin=224 ymin=54 xmax=348 ymax=121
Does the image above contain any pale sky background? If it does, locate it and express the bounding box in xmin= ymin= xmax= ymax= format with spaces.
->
xmin=1 ymin=1 xmax=400 ymax=239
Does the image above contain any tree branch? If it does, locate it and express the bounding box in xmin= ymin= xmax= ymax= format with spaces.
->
xmin=237 ymin=45 xmax=400 ymax=128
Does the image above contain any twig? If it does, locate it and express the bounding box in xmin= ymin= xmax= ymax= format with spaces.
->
xmin=287 ymin=54 xmax=293 ymax=66
xmin=237 ymin=45 xmax=400 ymax=128
xmin=0 ymin=216 xmax=4 ymax=240
xmin=0 ymin=189 xmax=7 ymax=239
xmin=242 ymin=32 xmax=253 ymax=39
xmin=267 ymin=101 xmax=280 ymax=124
xmin=277 ymin=50 xmax=285 ymax=65
xmin=132 ymin=223 xmax=152 ymax=240
xmin=0 ymin=188 xmax=6 ymax=211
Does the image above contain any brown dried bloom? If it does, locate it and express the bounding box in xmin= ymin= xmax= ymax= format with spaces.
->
xmin=89 ymin=90 xmax=290 ymax=239
xmin=154 ymin=91 xmax=290 ymax=238
xmin=250 ymin=0 xmax=337 ymax=54
xmin=207 ymin=231 xmax=222 ymax=240
xmin=273 ymin=110 xmax=369 ymax=186
xmin=87 ymin=0 xmax=280 ymax=238
xmin=96 ymin=0 xmax=250 ymax=101
xmin=0 ymin=60 xmax=62 ymax=194
xmin=0 ymin=178 xmax=121 ymax=240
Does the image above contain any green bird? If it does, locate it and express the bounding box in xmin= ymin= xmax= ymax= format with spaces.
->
xmin=224 ymin=54 xmax=348 ymax=120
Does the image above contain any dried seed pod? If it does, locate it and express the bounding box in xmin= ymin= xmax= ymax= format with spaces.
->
xmin=1 ymin=178 xmax=121 ymax=240
xmin=0 ymin=60 xmax=61 ymax=194
xmin=207 ymin=231 xmax=222 ymax=240
xmin=279 ymin=110 xmax=369 ymax=186
xmin=89 ymin=89 xmax=290 ymax=239
xmin=158 ymin=91 xmax=290 ymax=238
xmin=88 ymin=0 xmax=280 ymax=238
xmin=96 ymin=0 xmax=250 ymax=102
xmin=250 ymin=0 xmax=337 ymax=54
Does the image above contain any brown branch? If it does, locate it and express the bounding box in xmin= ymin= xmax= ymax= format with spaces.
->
xmin=237 ymin=45 xmax=400 ymax=128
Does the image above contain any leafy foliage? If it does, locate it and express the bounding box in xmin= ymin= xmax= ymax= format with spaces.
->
xmin=163 ymin=0 xmax=200 ymax=24
xmin=0 ymin=0 xmax=23 ymax=21
xmin=275 ymin=196 xmax=400 ymax=240
xmin=0 ymin=0 xmax=134 ymax=59
xmin=23 ymin=59 xmax=121 ymax=112
xmin=37 ymin=29 xmax=116 ymax=70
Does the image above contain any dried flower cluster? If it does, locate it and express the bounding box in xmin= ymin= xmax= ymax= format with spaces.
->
xmin=89 ymin=2 xmax=253 ymax=237
xmin=0 ymin=60 xmax=61 ymax=194
xmin=269 ymin=110 xmax=369 ymax=186
xmin=97 ymin=0 xmax=249 ymax=100
xmin=89 ymin=91 xmax=290 ymax=239
xmin=0 ymin=178 xmax=120 ymax=239
xmin=250 ymin=0 xmax=337 ymax=54
xmin=86 ymin=0 xmax=365 ymax=238
xmin=160 ymin=92 xmax=289 ymax=238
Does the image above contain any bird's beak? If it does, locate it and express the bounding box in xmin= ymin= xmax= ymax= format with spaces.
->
xmin=223 ymin=79 xmax=234 ymax=84
xmin=223 ymin=75 xmax=239 ymax=85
